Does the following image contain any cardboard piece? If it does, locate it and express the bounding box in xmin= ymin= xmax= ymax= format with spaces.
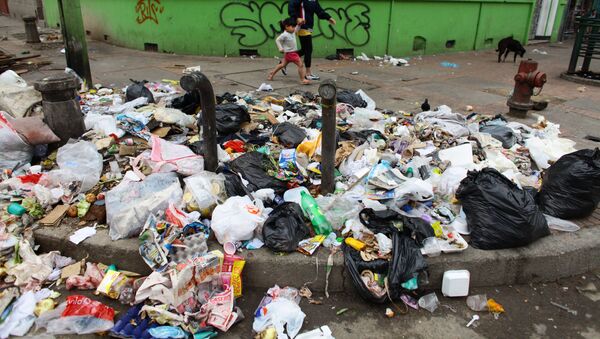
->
xmin=60 ymin=260 xmax=83 ymax=280
xmin=151 ymin=127 xmax=171 ymax=138
xmin=39 ymin=205 xmax=70 ymax=227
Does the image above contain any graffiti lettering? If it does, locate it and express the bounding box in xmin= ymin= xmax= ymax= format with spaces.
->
xmin=219 ymin=1 xmax=371 ymax=48
xmin=136 ymin=0 xmax=164 ymax=25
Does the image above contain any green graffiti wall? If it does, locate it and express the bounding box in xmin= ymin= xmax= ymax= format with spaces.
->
xmin=43 ymin=0 xmax=564 ymax=57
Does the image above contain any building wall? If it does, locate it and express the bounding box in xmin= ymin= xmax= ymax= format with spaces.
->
xmin=7 ymin=0 xmax=41 ymax=19
xmin=43 ymin=0 xmax=561 ymax=57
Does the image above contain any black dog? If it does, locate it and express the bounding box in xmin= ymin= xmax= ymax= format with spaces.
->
xmin=496 ymin=37 xmax=526 ymax=63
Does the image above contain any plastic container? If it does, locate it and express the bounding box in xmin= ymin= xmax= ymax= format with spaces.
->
xmin=300 ymin=191 xmax=333 ymax=235
xmin=418 ymin=292 xmax=440 ymax=313
xmin=441 ymin=270 xmax=470 ymax=297
xmin=421 ymin=237 xmax=441 ymax=257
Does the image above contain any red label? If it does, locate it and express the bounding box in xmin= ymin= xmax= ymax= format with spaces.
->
xmin=62 ymin=295 xmax=115 ymax=321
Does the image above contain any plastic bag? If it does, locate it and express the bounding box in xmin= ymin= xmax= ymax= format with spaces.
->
xmin=263 ymin=202 xmax=310 ymax=252
xmin=56 ymin=140 xmax=103 ymax=192
xmin=135 ymin=135 xmax=203 ymax=177
xmin=210 ymin=195 xmax=268 ymax=244
xmin=0 ymin=112 xmax=33 ymax=170
xmin=169 ymin=91 xmax=201 ymax=114
xmin=252 ymin=299 xmax=306 ymax=339
xmin=316 ymin=195 xmax=362 ymax=230
xmin=544 ymin=214 xmax=580 ymax=232
xmin=0 ymin=70 xmax=27 ymax=87
xmin=337 ymin=90 xmax=366 ymax=108
xmin=525 ymin=136 xmax=576 ymax=170
xmin=537 ymin=149 xmax=600 ymax=219
xmin=106 ymin=173 xmax=183 ymax=240
xmin=183 ymin=171 xmax=226 ymax=216
xmin=153 ymin=107 xmax=196 ymax=129
xmin=45 ymin=295 xmax=114 ymax=335
xmin=125 ymin=79 xmax=155 ymax=103
xmin=229 ymin=151 xmax=288 ymax=194
xmin=479 ymin=124 xmax=517 ymax=149
xmin=456 ymin=168 xmax=549 ymax=250
xmin=215 ymin=103 xmax=251 ymax=135
xmin=273 ymin=122 xmax=307 ymax=148
xmin=9 ymin=116 xmax=60 ymax=145
xmin=355 ymin=89 xmax=376 ymax=110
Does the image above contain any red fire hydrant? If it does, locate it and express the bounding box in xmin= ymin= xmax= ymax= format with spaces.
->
xmin=507 ymin=59 xmax=547 ymax=117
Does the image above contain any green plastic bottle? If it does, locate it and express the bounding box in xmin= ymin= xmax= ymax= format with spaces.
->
xmin=300 ymin=191 xmax=333 ymax=235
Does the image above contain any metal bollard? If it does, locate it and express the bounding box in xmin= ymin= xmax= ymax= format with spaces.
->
xmin=23 ymin=16 xmax=41 ymax=43
xmin=33 ymin=74 xmax=86 ymax=147
xmin=180 ymin=72 xmax=219 ymax=172
xmin=319 ymin=80 xmax=337 ymax=195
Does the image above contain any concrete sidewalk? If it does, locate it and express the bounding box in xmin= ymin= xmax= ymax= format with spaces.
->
xmin=1 ymin=14 xmax=599 ymax=293
xmin=1 ymin=15 xmax=600 ymax=150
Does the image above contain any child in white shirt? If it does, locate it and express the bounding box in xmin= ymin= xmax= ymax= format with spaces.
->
xmin=268 ymin=18 xmax=309 ymax=85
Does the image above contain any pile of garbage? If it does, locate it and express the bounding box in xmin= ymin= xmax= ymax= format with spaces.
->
xmin=1 ymin=68 xmax=599 ymax=337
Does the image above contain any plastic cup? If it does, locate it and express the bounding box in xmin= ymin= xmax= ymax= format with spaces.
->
xmin=418 ymin=292 xmax=440 ymax=313
xmin=422 ymin=237 xmax=441 ymax=257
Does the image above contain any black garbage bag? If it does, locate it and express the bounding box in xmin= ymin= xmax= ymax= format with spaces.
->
xmin=125 ymin=79 xmax=155 ymax=103
xmin=479 ymin=124 xmax=517 ymax=148
xmin=221 ymin=170 xmax=248 ymax=198
xmin=216 ymin=92 xmax=237 ymax=104
xmin=229 ymin=151 xmax=288 ymax=194
xmin=169 ymin=92 xmax=200 ymax=115
xmin=340 ymin=130 xmax=387 ymax=143
xmin=262 ymin=203 xmax=310 ymax=252
xmin=387 ymin=233 xmax=428 ymax=299
xmin=283 ymin=101 xmax=310 ymax=115
xmin=358 ymin=208 xmax=434 ymax=245
xmin=272 ymin=122 xmax=307 ymax=148
xmin=337 ymin=90 xmax=367 ymax=108
xmin=537 ymin=148 xmax=600 ymax=219
xmin=456 ymin=168 xmax=549 ymax=250
xmin=215 ymin=103 xmax=251 ymax=135
xmin=343 ymin=231 xmax=428 ymax=303
xmin=344 ymin=245 xmax=388 ymax=304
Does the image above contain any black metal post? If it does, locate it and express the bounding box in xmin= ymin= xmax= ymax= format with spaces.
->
xmin=319 ymin=80 xmax=337 ymax=195
xmin=568 ymin=20 xmax=585 ymax=73
xmin=180 ymin=72 xmax=219 ymax=172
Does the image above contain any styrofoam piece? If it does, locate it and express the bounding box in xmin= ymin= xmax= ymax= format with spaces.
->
xmin=442 ymin=270 xmax=470 ymax=297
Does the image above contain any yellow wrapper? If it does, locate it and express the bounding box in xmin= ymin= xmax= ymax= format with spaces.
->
xmin=231 ymin=260 xmax=246 ymax=298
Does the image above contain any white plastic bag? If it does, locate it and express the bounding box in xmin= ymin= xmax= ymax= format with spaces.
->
xmin=544 ymin=214 xmax=580 ymax=232
xmin=153 ymin=107 xmax=196 ymax=128
xmin=355 ymin=89 xmax=376 ymax=110
xmin=183 ymin=171 xmax=226 ymax=216
xmin=0 ymin=70 xmax=27 ymax=87
xmin=135 ymin=135 xmax=203 ymax=177
xmin=84 ymin=113 xmax=123 ymax=137
xmin=210 ymin=196 xmax=268 ymax=244
xmin=525 ymin=136 xmax=576 ymax=169
xmin=252 ymin=299 xmax=306 ymax=339
xmin=106 ymin=173 xmax=183 ymax=240
xmin=56 ymin=140 xmax=103 ymax=192
xmin=0 ymin=111 xmax=33 ymax=169
xmin=296 ymin=326 xmax=335 ymax=339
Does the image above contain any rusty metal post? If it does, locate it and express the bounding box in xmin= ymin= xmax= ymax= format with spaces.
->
xmin=180 ymin=72 xmax=218 ymax=172
xmin=34 ymin=74 xmax=86 ymax=147
xmin=23 ymin=16 xmax=41 ymax=43
xmin=319 ymin=80 xmax=337 ymax=195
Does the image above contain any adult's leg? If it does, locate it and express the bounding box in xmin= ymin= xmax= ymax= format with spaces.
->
xmin=299 ymin=35 xmax=313 ymax=75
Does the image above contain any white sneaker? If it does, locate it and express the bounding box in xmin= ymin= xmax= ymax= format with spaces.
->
xmin=305 ymin=74 xmax=320 ymax=80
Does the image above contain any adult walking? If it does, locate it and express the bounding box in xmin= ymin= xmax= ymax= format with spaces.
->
xmin=289 ymin=0 xmax=336 ymax=80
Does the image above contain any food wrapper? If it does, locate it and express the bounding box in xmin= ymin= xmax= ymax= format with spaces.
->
xmin=96 ymin=270 xmax=129 ymax=299
xmin=231 ymin=260 xmax=245 ymax=298
xmin=139 ymin=214 xmax=169 ymax=272
xmin=297 ymin=235 xmax=326 ymax=256
xmin=34 ymin=298 xmax=56 ymax=316
xmin=205 ymin=287 xmax=237 ymax=332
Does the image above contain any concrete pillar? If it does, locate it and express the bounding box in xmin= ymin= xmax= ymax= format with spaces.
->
xmin=34 ymin=74 xmax=86 ymax=147
xmin=23 ymin=16 xmax=41 ymax=43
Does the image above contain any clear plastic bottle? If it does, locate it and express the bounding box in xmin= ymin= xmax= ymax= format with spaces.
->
xmin=300 ymin=191 xmax=333 ymax=235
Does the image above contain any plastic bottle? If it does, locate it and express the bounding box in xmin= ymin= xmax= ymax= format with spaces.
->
xmin=300 ymin=191 xmax=333 ymax=235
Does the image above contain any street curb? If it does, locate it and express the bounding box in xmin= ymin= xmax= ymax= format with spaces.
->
xmin=560 ymin=72 xmax=600 ymax=87
xmin=34 ymin=220 xmax=600 ymax=294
